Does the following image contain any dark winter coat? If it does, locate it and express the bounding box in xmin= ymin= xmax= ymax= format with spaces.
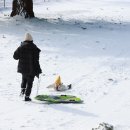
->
xmin=13 ymin=41 xmax=42 ymax=77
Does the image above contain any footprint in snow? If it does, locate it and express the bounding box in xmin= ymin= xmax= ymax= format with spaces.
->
xmin=96 ymin=41 xmax=100 ymax=43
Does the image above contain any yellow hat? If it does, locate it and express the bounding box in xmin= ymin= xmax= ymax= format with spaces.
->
xmin=55 ymin=75 xmax=61 ymax=86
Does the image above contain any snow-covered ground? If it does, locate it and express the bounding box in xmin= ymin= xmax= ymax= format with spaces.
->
xmin=0 ymin=0 xmax=130 ymax=130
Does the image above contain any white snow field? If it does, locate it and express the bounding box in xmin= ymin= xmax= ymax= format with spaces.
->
xmin=0 ymin=0 xmax=130 ymax=130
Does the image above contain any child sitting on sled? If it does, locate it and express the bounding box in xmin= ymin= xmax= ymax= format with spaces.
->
xmin=47 ymin=76 xmax=71 ymax=91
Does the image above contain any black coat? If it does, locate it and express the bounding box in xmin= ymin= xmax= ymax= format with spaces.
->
xmin=13 ymin=41 xmax=42 ymax=76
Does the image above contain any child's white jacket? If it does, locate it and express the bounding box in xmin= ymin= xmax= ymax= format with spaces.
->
xmin=47 ymin=83 xmax=69 ymax=91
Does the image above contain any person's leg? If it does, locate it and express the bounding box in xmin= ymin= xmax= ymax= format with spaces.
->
xmin=20 ymin=74 xmax=27 ymax=95
xmin=25 ymin=75 xmax=34 ymax=101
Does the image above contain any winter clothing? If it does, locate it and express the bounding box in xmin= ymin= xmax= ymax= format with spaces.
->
xmin=13 ymin=41 xmax=42 ymax=76
xmin=21 ymin=74 xmax=34 ymax=97
xmin=47 ymin=75 xmax=71 ymax=91
xmin=47 ymin=83 xmax=71 ymax=91
xmin=13 ymin=34 xmax=42 ymax=100
xmin=25 ymin=97 xmax=32 ymax=101
xmin=20 ymin=88 xmax=26 ymax=96
xmin=55 ymin=75 xmax=61 ymax=87
xmin=24 ymin=33 xmax=33 ymax=41
xmin=55 ymin=83 xmax=71 ymax=91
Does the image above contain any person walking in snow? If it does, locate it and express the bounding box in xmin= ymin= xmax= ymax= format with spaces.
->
xmin=13 ymin=33 xmax=42 ymax=101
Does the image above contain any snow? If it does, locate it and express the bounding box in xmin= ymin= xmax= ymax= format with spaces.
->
xmin=0 ymin=0 xmax=130 ymax=130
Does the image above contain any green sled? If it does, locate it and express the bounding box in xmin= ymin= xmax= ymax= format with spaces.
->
xmin=35 ymin=95 xmax=83 ymax=103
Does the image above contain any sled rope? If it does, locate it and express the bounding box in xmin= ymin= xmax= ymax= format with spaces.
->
xmin=36 ymin=76 xmax=41 ymax=96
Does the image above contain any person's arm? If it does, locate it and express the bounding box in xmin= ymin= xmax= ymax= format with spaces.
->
xmin=33 ymin=48 xmax=42 ymax=78
xmin=13 ymin=47 xmax=20 ymax=60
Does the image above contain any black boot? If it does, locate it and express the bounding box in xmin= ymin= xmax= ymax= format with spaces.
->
xmin=20 ymin=88 xmax=26 ymax=96
xmin=68 ymin=84 xmax=72 ymax=89
xmin=25 ymin=96 xmax=32 ymax=101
